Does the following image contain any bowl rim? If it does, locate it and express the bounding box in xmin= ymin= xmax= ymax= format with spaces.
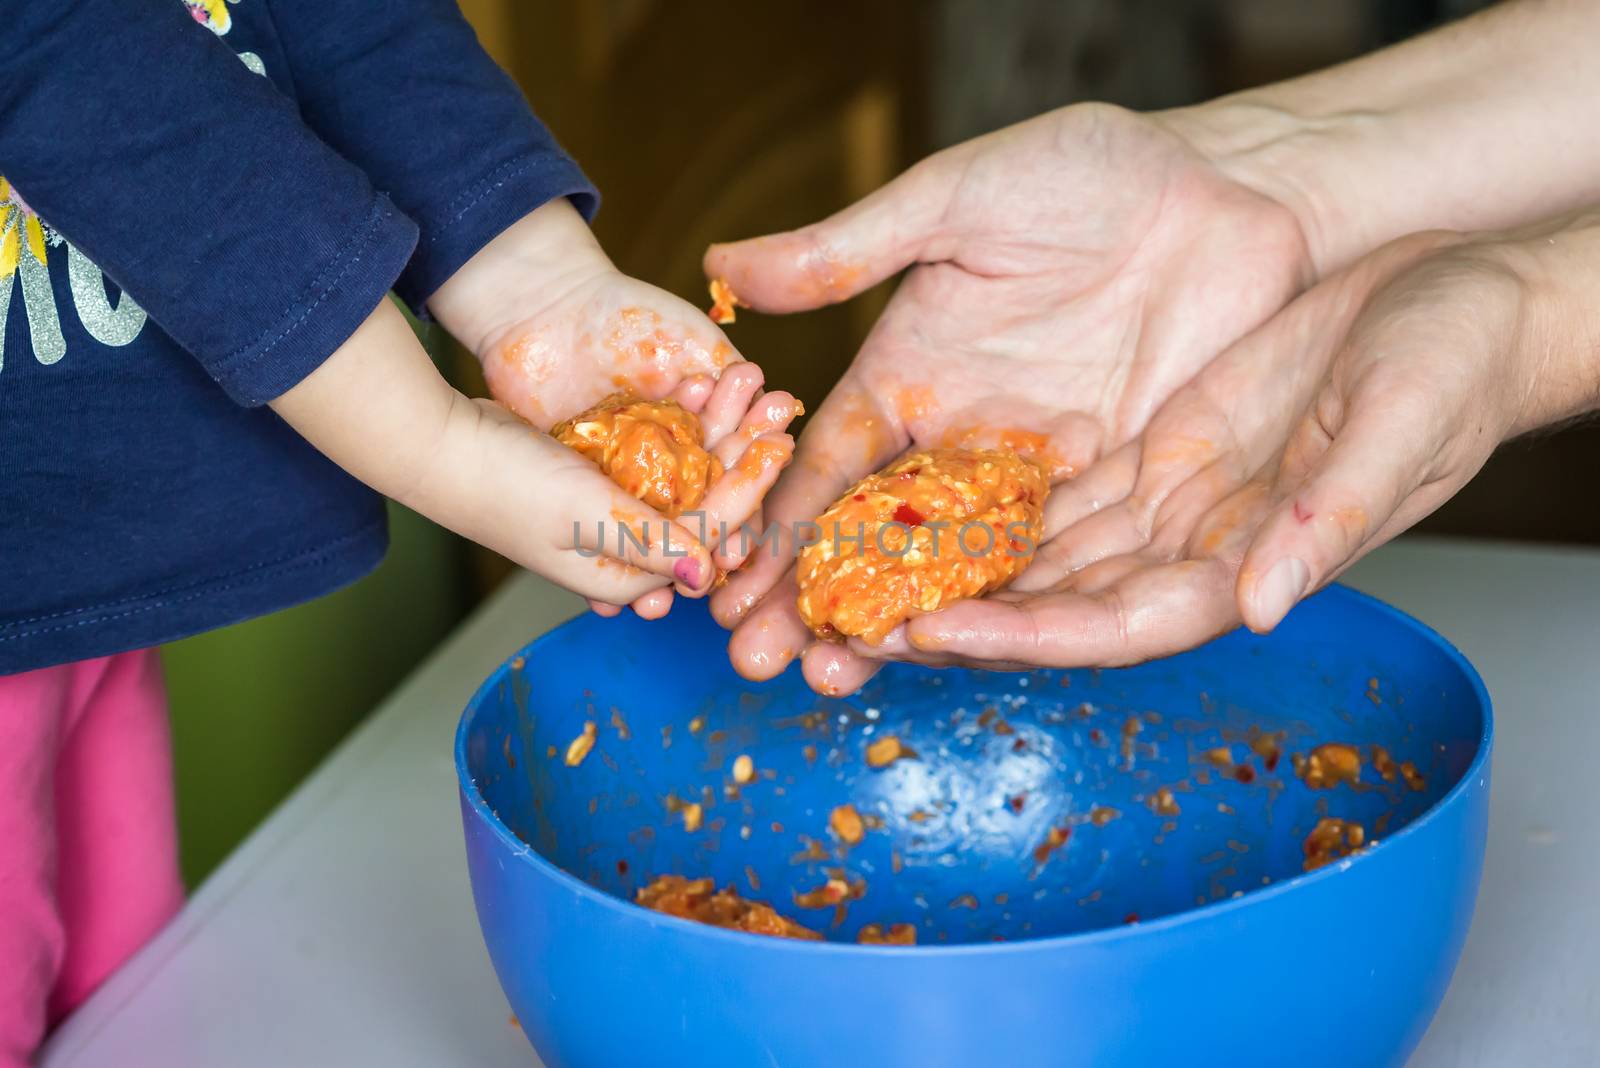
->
xmin=454 ymin=582 xmax=1493 ymax=958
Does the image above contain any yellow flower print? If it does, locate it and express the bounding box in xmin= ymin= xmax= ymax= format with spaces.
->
xmin=184 ymin=0 xmax=235 ymax=35
xmin=0 ymin=177 xmax=49 ymax=282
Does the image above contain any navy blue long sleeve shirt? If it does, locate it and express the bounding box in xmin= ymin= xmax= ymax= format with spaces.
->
xmin=0 ymin=0 xmax=595 ymax=672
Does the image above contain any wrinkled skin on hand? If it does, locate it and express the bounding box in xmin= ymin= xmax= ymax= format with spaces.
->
xmin=707 ymin=103 xmax=1312 ymax=694
xmin=888 ymin=228 xmax=1550 ymax=670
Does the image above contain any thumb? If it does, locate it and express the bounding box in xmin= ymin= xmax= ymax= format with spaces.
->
xmin=1236 ymin=396 xmax=1431 ymax=633
xmin=703 ymin=151 xmax=961 ymax=313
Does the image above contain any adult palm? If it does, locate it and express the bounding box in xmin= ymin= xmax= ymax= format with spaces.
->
xmin=704 ymin=103 xmax=1312 ymax=694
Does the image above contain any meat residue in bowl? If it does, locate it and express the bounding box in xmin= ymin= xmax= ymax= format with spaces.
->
xmin=544 ymin=659 xmax=1424 ymax=946
xmin=636 ymin=875 xmax=821 ymax=941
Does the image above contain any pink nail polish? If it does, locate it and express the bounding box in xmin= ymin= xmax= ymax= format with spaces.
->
xmin=674 ymin=557 xmax=703 ymax=589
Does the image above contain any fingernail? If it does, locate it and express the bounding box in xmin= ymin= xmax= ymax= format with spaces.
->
xmin=673 ymin=556 xmax=704 ymax=590
xmin=1253 ymin=557 xmax=1310 ymax=631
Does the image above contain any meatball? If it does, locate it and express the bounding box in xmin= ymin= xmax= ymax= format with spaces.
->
xmin=796 ymin=448 xmax=1049 ymax=644
xmin=551 ymin=394 xmax=723 ymax=518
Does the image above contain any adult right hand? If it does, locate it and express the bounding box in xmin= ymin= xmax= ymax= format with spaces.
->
xmin=885 ymin=214 xmax=1600 ymax=668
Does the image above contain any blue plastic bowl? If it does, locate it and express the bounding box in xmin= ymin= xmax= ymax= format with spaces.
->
xmin=457 ymin=585 xmax=1490 ymax=1068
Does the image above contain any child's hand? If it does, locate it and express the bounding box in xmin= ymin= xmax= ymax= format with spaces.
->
xmin=576 ymin=362 xmax=801 ymax=621
xmin=270 ymin=299 xmax=743 ymax=604
xmin=424 ymin=198 xmax=802 ymax=615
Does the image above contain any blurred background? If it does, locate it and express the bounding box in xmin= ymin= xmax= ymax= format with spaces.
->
xmin=167 ymin=0 xmax=1593 ymax=887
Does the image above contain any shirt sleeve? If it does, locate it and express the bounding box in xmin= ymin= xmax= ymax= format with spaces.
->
xmin=0 ymin=0 xmax=419 ymax=407
xmin=264 ymin=0 xmax=598 ymax=315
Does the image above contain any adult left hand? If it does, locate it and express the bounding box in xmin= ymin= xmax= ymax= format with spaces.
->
xmin=703 ymin=104 xmax=1313 ymax=693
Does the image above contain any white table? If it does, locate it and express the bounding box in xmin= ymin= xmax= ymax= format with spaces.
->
xmin=39 ymin=537 xmax=1600 ymax=1067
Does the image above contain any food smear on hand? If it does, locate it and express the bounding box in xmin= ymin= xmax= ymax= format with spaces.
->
xmin=707 ymin=277 xmax=742 ymax=324
xmin=636 ymin=875 xmax=821 ymax=940
xmin=796 ymin=448 xmax=1049 ymax=644
xmin=551 ymin=393 xmax=723 ymax=518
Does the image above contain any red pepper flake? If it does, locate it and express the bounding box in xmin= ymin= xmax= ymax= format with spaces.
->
xmin=616 ymin=859 xmax=629 ymax=876
xmin=852 ymin=493 xmax=866 ymax=502
xmin=1123 ymin=913 xmax=1140 ymax=925
xmin=1234 ymin=764 xmax=1256 ymax=784
xmin=892 ymin=502 xmax=925 ymax=527
xmin=1007 ymin=793 xmax=1027 ymax=814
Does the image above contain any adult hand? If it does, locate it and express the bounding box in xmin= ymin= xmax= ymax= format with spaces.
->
xmin=891 ymin=215 xmax=1600 ymax=668
xmin=704 ymin=103 xmax=1312 ymax=693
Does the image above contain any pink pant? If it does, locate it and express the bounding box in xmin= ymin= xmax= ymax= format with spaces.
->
xmin=0 ymin=650 xmax=183 ymax=1068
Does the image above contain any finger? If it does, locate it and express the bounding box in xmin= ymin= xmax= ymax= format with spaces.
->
xmin=709 ymin=435 xmax=796 ymax=569
xmin=848 ymin=628 xmax=1038 ymax=673
xmin=1011 ymin=499 xmax=1151 ymax=592
xmin=724 ymin=572 xmax=812 ymax=680
xmin=665 ymin=372 xmax=717 ymax=413
xmin=1020 ymin=433 xmax=1239 ymax=594
xmin=710 ymin=390 xmax=804 ymax=466
xmin=904 ymin=478 xmax=1272 ymax=668
xmin=712 ymin=385 xmax=904 ymax=626
xmin=1236 ymin=400 xmax=1432 ymax=633
xmin=560 ymin=548 xmax=689 ymax=606
xmin=692 ymin=432 xmax=796 ymax=567
xmin=695 ymin=362 xmax=766 ymax=446
xmin=1038 ymin=441 xmax=1141 ymax=535
xmin=905 ymin=555 xmax=1243 ymax=668
xmin=704 ymin=152 xmax=961 ymax=313
xmin=802 ymin=641 xmax=882 ymax=697
xmin=563 ymin=483 xmax=715 ymax=598
xmin=629 ymin=587 xmax=676 ymax=621
xmin=406 ymin=398 xmax=716 ymax=601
